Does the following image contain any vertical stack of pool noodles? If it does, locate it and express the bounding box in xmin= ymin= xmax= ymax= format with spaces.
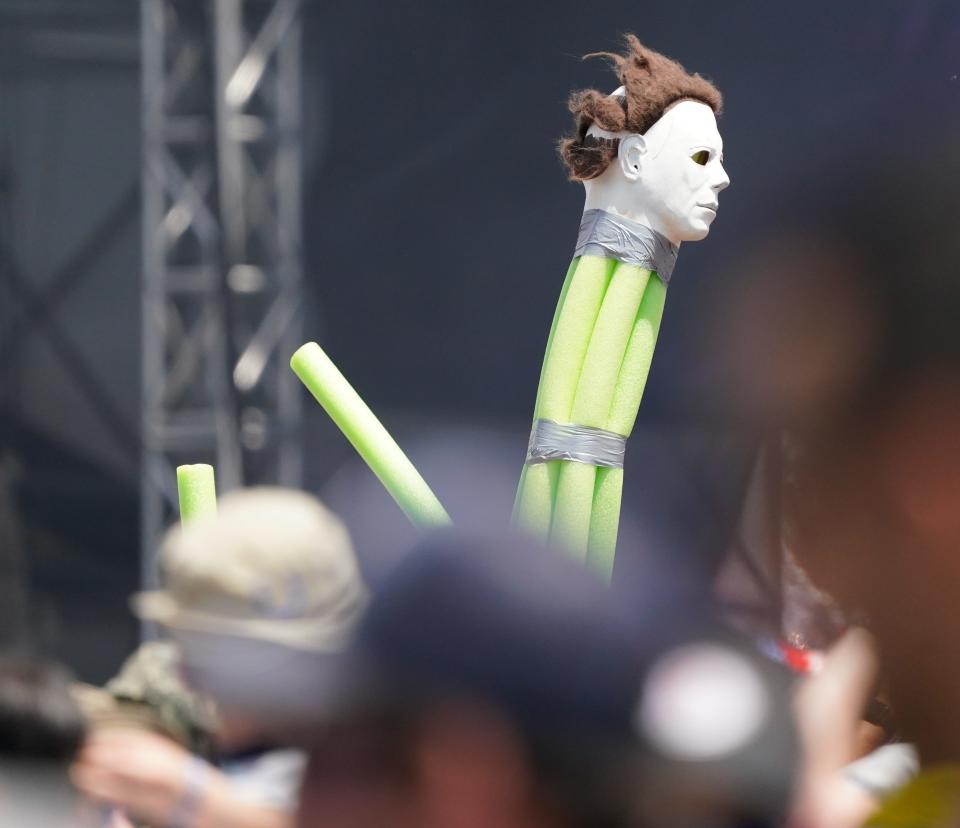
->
xmin=176 ymin=463 xmax=218 ymax=525
xmin=512 ymin=255 xmax=667 ymax=577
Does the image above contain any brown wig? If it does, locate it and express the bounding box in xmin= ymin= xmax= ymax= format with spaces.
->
xmin=559 ymin=34 xmax=723 ymax=181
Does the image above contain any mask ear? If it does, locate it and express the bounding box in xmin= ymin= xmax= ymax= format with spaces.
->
xmin=618 ymin=134 xmax=647 ymax=182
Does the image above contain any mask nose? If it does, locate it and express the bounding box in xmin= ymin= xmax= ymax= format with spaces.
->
xmin=713 ymin=162 xmax=731 ymax=193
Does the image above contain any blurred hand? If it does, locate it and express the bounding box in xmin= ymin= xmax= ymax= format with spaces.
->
xmin=71 ymin=727 xmax=291 ymax=828
xmin=71 ymin=728 xmax=208 ymax=826
xmin=790 ymin=627 xmax=884 ymax=828
xmin=107 ymin=809 xmax=136 ymax=828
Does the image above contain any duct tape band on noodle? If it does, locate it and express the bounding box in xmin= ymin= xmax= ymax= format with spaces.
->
xmin=574 ymin=208 xmax=678 ymax=285
xmin=525 ymin=418 xmax=626 ymax=469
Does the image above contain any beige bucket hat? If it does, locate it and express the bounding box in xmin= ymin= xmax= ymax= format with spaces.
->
xmin=133 ymin=487 xmax=367 ymax=652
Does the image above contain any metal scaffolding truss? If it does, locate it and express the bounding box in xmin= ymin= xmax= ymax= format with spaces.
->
xmin=213 ymin=0 xmax=304 ymax=490
xmin=140 ymin=0 xmax=303 ymax=586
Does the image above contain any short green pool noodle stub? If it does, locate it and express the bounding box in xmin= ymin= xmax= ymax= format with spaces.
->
xmin=549 ymin=263 xmax=650 ymax=559
xmin=291 ymin=342 xmax=451 ymax=529
xmin=176 ymin=464 xmax=217 ymax=525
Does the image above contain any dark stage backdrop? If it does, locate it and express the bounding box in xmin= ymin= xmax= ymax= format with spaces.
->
xmin=1 ymin=0 xmax=957 ymax=680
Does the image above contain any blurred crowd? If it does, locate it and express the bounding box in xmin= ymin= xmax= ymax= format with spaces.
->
xmin=0 ymin=470 xmax=949 ymax=828
xmin=2 ymin=487 xmax=799 ymax=828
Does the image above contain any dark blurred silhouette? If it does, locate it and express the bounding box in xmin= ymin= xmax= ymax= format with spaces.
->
xmin=710 ymin=102 xmax=960 ymax=825
xmin=298 ymin=529 xmax=797 ymax=828
xmin=0 ymin=655 xmax=85 ymax=760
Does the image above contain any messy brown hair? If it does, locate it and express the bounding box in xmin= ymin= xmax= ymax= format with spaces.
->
xmin=559 ymin=34 xmax=723 ymax=181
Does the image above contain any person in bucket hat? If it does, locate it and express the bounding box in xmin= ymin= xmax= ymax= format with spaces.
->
xmin=74 ymin=488 xmax=367 ymax=828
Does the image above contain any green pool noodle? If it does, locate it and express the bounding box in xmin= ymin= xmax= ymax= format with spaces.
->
xmin=176 ymin=464 xmax=217 ymax=525
xmin=549 ymin=263 xmax=650 ymax=559
xmin=535 ymin=255 xmax=615 ymax=423
xmin=604 ymin=274 xmax=667 ymax=437
xmin=549 ymin=461 xmax=597 ymax=557
xmin=512 ymin=463 xmax=552 ymax=540
xmin=290 ymin=342 xmax=451 ymax=528
xmin=586 ymin=274 xmax=668 ymax=575
xmin=586 ymin=466 xmax=624 ymax=578
xmin=511 ymin=257 xmax=579 ymax=535
xmin=531 ymin=256 xmax=580 ymax=412
xmin=513 ymin=256 xmax=614 ymax=536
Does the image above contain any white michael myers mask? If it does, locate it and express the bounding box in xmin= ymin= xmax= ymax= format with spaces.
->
xmin=583 ymin=97 xmax=730 ymax=245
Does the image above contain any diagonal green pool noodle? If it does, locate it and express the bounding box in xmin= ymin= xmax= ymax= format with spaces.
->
xmin=587 ymin=274 xmax=667 ymax=576
xmin=512 ymin=256 xmax=614 ymax=538
xmin=291 ymin=342 xmax=451 ymax=528
xmin=550 ymin=263 xmax=650 ymax=559
xmin=176 ymin=464 xmax=217 ymax=525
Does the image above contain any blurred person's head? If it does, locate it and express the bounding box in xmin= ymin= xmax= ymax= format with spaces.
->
xmin=298 ymin=530 xmax=796 ymax=828
xmin=134 ymin=487 xmax=367 ymax=742
xmin=0 ymin=655 xmax=88 ymax=824
xmin=714 ymin=109 xmax=960 ymax=762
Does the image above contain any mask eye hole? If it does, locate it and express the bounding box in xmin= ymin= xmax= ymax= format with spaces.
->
xmin=691 ymin=150 xmax=710 ymax=166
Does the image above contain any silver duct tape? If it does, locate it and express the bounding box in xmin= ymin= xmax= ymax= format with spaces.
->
xmin=525 ymin=418 xmax=626 ymax=469
xmin=574 ymin=208 xmax=679 ymax=285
